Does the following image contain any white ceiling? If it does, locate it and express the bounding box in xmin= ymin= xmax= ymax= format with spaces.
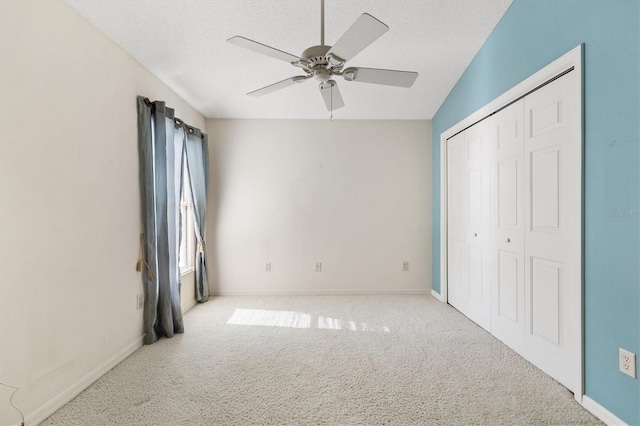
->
xmin=65 ymin=0 xmax=512 ymax=120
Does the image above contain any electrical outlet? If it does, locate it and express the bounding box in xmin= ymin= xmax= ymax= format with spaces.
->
xmin=136 ymin=294 xmax=144 ymax=310
xmin=316 ymin=262 xmax=322 ymax=272
xmin=403 ymin=261 xmax=409 ymax=271
xmin=265 ymin=262 xmax=271 ymax=272
xmin=619 ymin=348 xmax=637 ymax=378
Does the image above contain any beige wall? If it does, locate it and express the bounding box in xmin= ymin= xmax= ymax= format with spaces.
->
xmin=206 ymin=119 xmax=432 ymax=295
xmin=0 ymin=1 xmax=203 ymax=424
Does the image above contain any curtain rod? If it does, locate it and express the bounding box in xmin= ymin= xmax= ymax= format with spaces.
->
xmin=143 ymin=97 xmax=205 ymax=139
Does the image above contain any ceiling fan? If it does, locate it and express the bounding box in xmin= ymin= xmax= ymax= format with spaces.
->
xmin=227 ymin=0 xmax=419 ymax=112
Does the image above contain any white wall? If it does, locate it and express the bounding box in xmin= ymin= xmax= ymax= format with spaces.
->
xmin=206 ymin=119 xmax=432 ymax=295
xmin=0 ymin=1 xmax=203 ymax=424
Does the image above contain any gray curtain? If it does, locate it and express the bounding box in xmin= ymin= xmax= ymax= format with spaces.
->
xmin=137 ymin=96 xmax=185 ymax=344
xmin=184 ymin=128 xmax=210 ymax=302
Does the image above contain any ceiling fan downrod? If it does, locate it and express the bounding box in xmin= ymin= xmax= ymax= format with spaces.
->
xmin=320 ymin=0 xmax=325 ymax=46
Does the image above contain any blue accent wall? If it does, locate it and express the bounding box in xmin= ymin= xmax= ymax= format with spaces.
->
xmin=431 ymin=0 xmax=639 ymax=423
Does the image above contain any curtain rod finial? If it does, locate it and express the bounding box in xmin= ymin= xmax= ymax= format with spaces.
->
xmin=144 ymin=98 xmax=152 ymax=106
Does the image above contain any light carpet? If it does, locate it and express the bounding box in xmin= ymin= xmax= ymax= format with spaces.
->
xmin=42 ymin=295 xmax=602 ymax=425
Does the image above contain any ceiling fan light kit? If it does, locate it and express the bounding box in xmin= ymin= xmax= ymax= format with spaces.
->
xmin=227 ymin=0 xmax=418 ymax=113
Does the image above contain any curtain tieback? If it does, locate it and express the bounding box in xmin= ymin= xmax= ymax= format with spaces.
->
xmin=198 ymin=240 xmax=205 ymax=253
xmin=136 ymin=233 xmax=154 ymax=281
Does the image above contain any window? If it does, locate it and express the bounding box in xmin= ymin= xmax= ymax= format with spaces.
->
xmin=179 ymin=165 xmax=195 ymax=275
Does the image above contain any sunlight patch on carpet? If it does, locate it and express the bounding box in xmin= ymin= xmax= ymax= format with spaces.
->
xmin=227 ymin=308 xmax=390 ymax=332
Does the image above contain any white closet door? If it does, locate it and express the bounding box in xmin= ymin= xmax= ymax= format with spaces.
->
xmin=523 ymin=71 xmax=580 ymax=392
xmin=491 ymin=99 xmax=525 ymax=354
xmin=447 ymin=131 xmax=468 ymax=314
xmin=463 ymin=120 xmax=492 ymax=331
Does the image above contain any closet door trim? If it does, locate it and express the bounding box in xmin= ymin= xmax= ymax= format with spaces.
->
xmin=438 ymin=44 xmax=583 ymax=401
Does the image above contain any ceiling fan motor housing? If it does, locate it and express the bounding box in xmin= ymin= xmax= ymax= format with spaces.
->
xmin=301 ymin=45 xmax=346 ymax=81
xmin=301 ymin=45 xmax=331 ymax=66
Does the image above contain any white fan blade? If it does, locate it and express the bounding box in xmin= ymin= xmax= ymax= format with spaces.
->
xmin=319 ymin=82 xmax=345 ymax=111
xmin=248 ymin=76 xmax=308 ymax=97
xmin=327 ymin=14 xmax=388 ymax=62
xmin=344 ymin=67 xmax=418 ymax=88
xmin=227 ymin=36 xmax=302 ymax=63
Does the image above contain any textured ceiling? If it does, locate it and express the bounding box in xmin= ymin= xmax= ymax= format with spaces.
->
xmin=65 ymin=0 xmax=512 ymax=119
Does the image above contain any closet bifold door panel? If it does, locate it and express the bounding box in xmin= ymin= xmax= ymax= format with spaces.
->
xmin=447 ymin=120 xmax=492 ymax=332
xmin=491 ymin=99 xmax=525 ymax=356
xmin=447 ymin=131 xmax=468 ymax=317
xmin=523 ymin=71 xmax=579 ymax=392
xmin=464 ymin=120 xmax=492 ymax=331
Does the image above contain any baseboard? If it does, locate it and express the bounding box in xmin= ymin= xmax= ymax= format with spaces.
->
xmin=430 ymin=289 xmax=445 ymax=302
xmin=25 ymin=335 xmax=144 ymax=425
xmin=212 ymin=289 xmax=430 ymax=297
xmin=581 ymin=395 xmax=627 ymax=426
